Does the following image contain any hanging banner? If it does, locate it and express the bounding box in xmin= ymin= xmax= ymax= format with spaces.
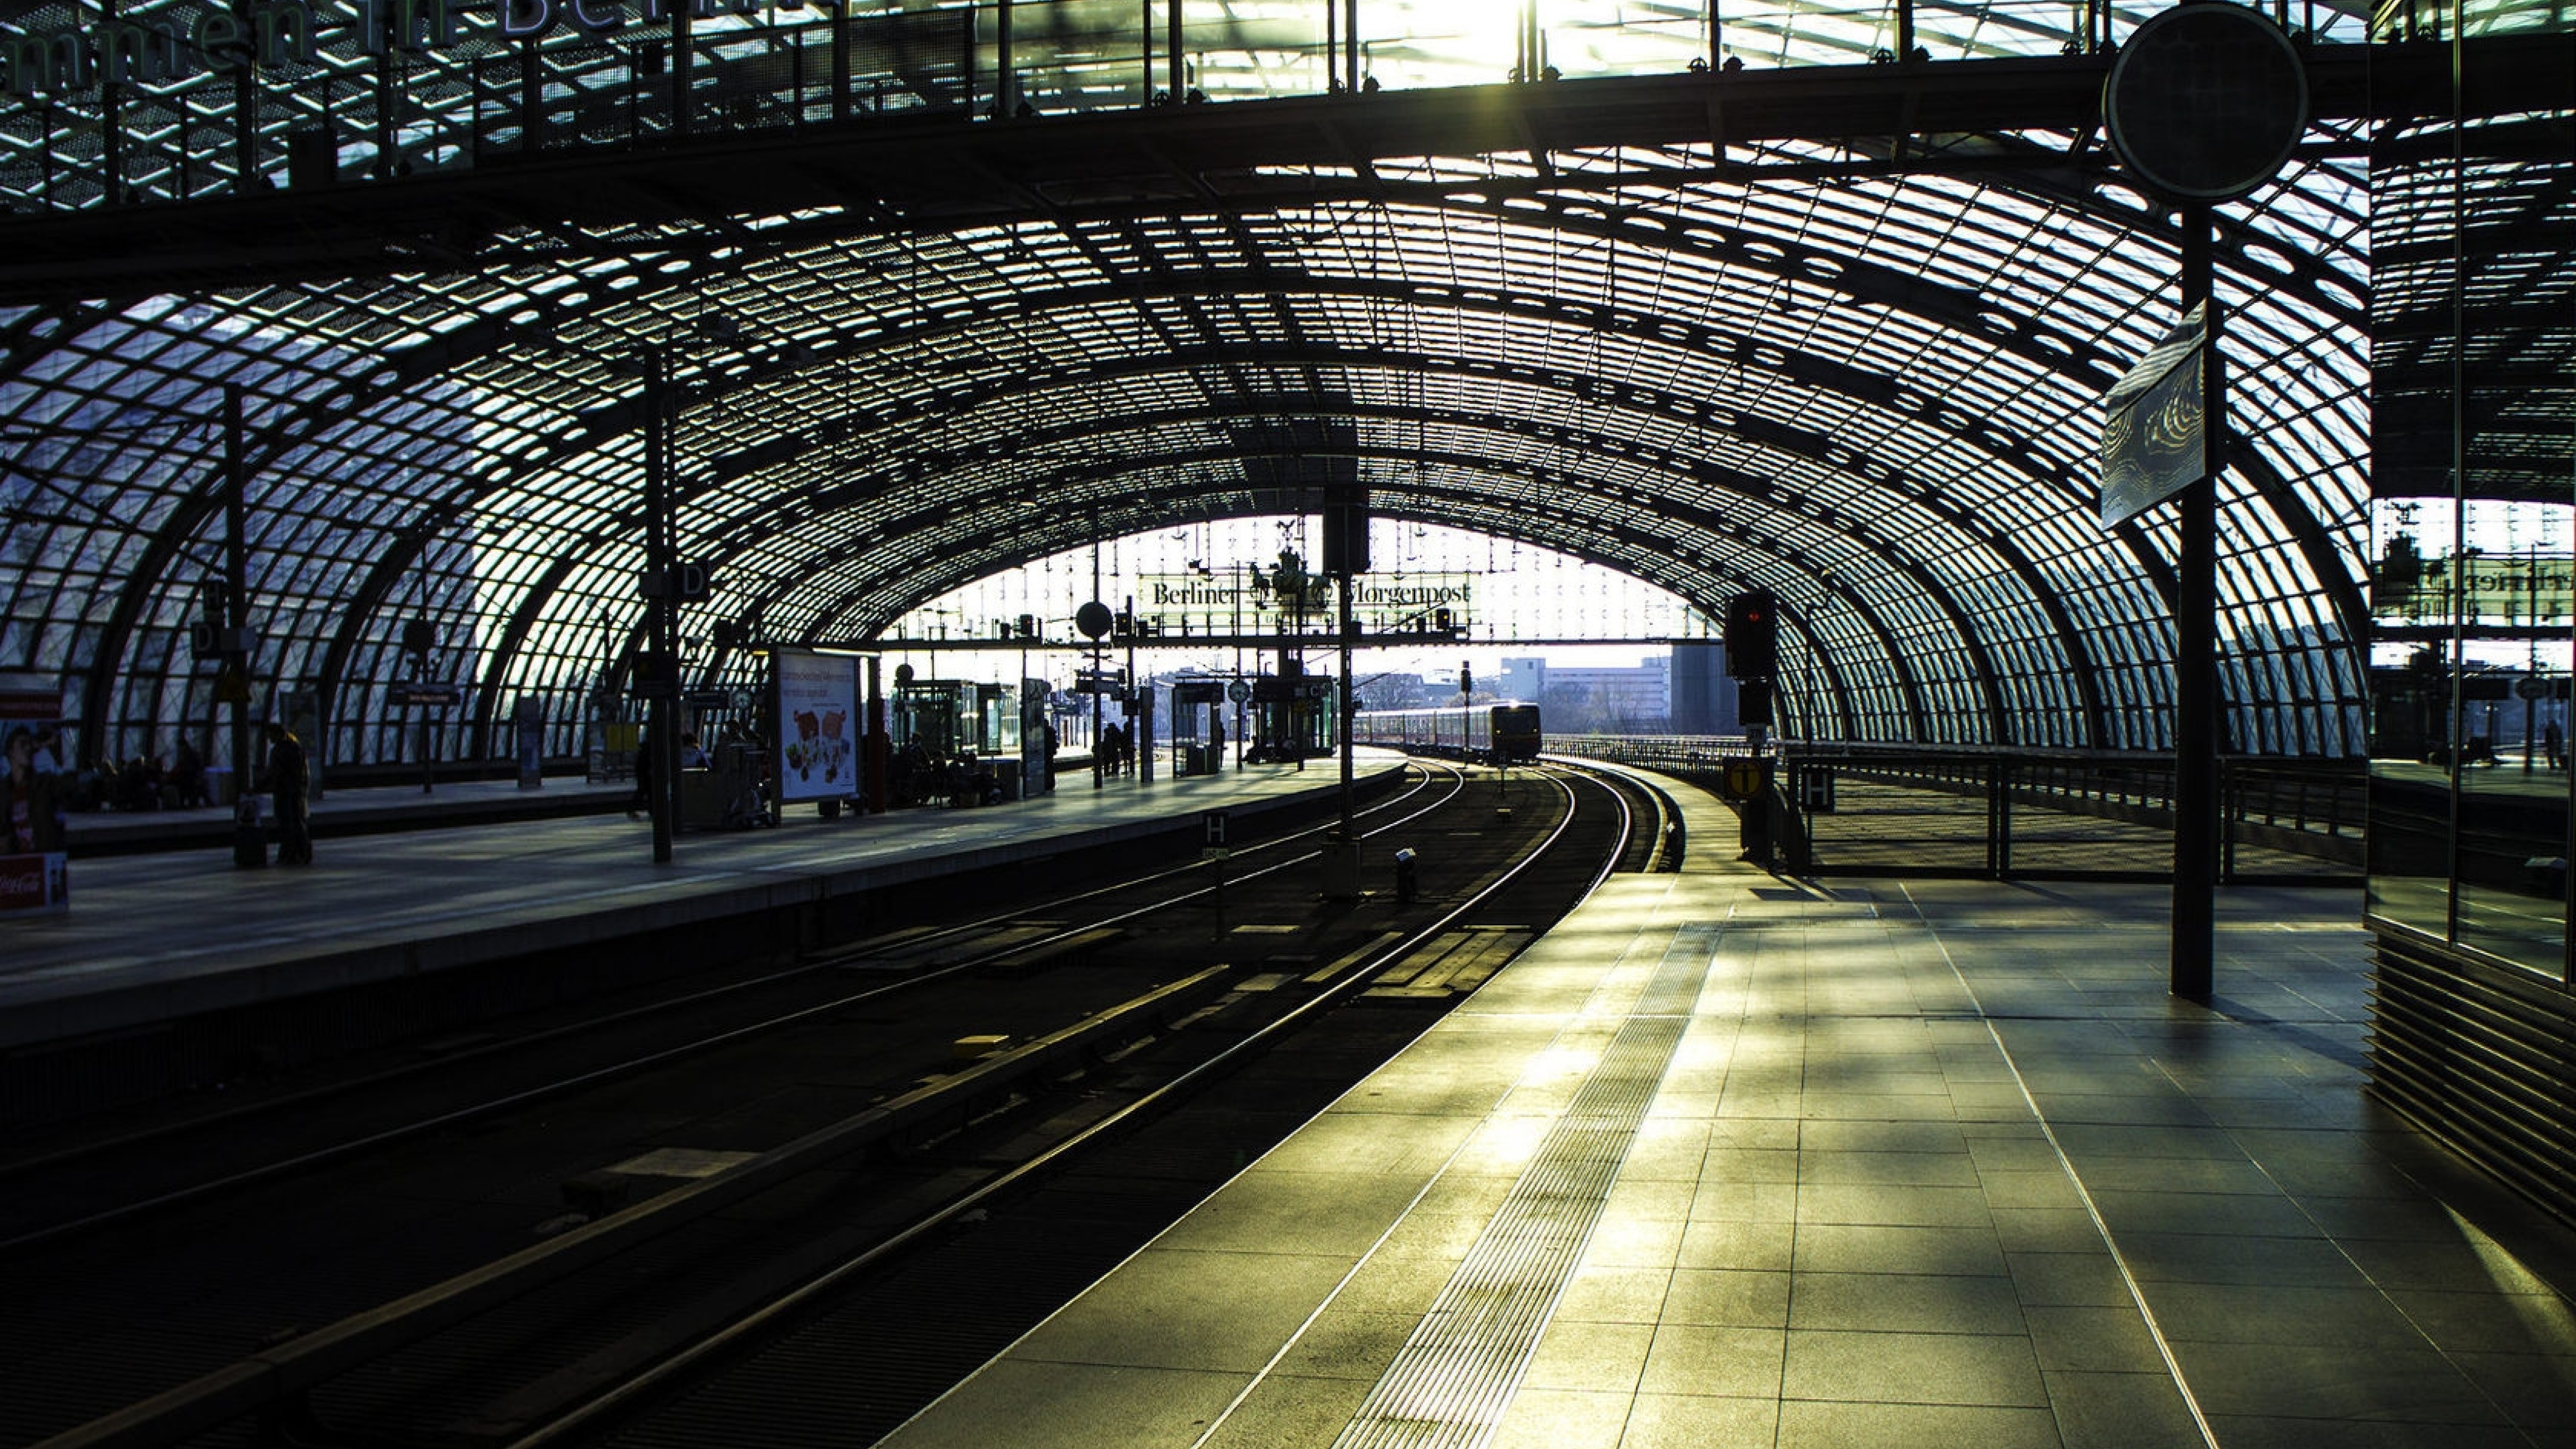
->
xmin=2100 ymin=301 xmax=2208 ymax=528
xmin=1 ymin=680 xmax=71 ymax=914
xmin=773 ymin=648 xmax=859 ymax=804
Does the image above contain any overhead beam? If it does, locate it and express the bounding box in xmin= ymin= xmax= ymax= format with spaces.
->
xmin=0 ymin=37 xmax=2559 ymax=300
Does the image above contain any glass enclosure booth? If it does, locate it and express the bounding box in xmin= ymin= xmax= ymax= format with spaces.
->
xmin=1247 ymin=673 xmax=1335 ymax=762
xmin=891 ymin=680 xmax=1021 ymax=759
xmin=2362 ymin=7 xmax=2576 ymax=1218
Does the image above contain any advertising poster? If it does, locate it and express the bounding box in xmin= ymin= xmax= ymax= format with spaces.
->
xmin=0 ymin=680 xmax=71 ymax=914
xmin=773 ymin=649 xmax=859 ymax=804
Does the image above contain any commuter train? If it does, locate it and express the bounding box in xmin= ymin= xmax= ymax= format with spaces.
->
xmin=1354 ymin=702 xmax=1544 ymax=764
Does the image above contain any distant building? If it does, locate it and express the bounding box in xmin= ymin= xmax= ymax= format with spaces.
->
xmin=1500 ymin=656 xmax=1672 ymax=733
xmin=1669 ymin=643 xmax=1741 ymax=736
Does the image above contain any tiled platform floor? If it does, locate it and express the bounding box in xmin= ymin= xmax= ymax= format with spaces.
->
xmin=882 ymin=780 xmax=2576 ymax=1449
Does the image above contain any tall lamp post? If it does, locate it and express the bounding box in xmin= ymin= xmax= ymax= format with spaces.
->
xmin=2100 ymin=3 xmax=2306 ymax=1000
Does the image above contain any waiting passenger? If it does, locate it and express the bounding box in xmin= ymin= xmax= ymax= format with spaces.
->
xmin=680 ymin=733 xmax=712 ymax=769
xmin=263 ymin=721 xmax=312 ymax=865
xmin=169 ymin=738 xmax=210 ymax=809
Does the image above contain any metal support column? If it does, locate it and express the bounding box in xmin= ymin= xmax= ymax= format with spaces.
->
xmin=223 ymin=385 xmax=252 ymax=853
xmin=1169 ymin=0 xmax=1183 ymax=102
xmin=2171 ymin=205 xmax=2218 ymax=999
xmin=1345 ymin=0 xmax=1359 ymax=90
xmin=865 ymin=654 xmax=887 ymax=812
xmin=642 ymin=346 xmax=676 ymax=864
xmin=832 ymin=0 xmax=850 ymax=120
xmin=671 ymin=0 xmax=694 ymax=137
xmin=998 ymin=0 xmax=1015 ymax=114
xmin=101 ymin=0 xmax=124 ymax=202
xmin=1338 ymin=568 xmax=1355 ymax=834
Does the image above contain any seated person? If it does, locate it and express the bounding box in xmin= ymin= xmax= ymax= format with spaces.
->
xmin=679 ymin=733 xmax=712 ymax=769
xmin=169 ymin=738 xmax=210 ymax=808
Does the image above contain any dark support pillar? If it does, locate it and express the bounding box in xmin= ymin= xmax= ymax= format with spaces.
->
xmin=1897 ymin=0 xmax=1915 ymax=60
xmin=1168 ymin=0 xmax=1183 ymax=102
xmin=2171 ymin=204 xmax=2218 ymax=1000
xmin=223 ymin=386 xmax=251 ymax=834
xmin=672 ymin=0 xmax=694 ymax=136
xmin=832 ymin=0 xmax=849 ymax=121
xmin=233 ymin=58 xmax=257 ymax=187
xmin=101 ymin=0 xmax=123 ymax=203
xmin=1344 ymin=0 xmax=1358 ymax=90
xmin=1710 ymin=0 xmax=1723 ymax=67
xmin=520 ymin=41 xmax=541 ymax=150
xmin=1338 ymin=567 xmax=1355 ymax=835
xmin=998 ymin=0 xmax=1014 ymax=114
xmin=374 ymin=43 xmax=397 ymax=178
xmin=865 ymin=654 xmax=887 ymax=812
xmin=642 ymin=347 xmax=675 ymax=864
xmin=1994 ymin=760 xmax=2014 ymax=876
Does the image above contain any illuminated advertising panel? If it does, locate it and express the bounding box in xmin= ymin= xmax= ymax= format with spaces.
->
xmin=772 ymin=648 xmax=859 ymax=804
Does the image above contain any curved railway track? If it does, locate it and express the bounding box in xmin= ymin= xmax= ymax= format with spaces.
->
xmin=0 ymin=768 xmax=1457 ymax=1250
xmin=11 ymin=761 xmax=1654 ymax=1449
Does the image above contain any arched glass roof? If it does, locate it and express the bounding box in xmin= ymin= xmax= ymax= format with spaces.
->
xmin=1 ymin=1 xmax=2535 ymax=767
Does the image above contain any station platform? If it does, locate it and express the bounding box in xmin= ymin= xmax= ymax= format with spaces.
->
xmin=0 ymin=752 xmax=1401 ymax=1053
xmin=882 ymin=774 xmax=2576 ymax=1449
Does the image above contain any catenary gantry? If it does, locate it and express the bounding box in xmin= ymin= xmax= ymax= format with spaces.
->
xmin=0 ymin=1 xmax=2564 ymax=767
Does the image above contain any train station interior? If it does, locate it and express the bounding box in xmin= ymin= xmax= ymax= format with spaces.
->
xmin=1 ymin=0 xmax=2571 ymax=1445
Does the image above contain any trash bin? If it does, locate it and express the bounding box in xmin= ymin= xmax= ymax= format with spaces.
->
xmin=232 ymin=795 xmax=268 ymax=869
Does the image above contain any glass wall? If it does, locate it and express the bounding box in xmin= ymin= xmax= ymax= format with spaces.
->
xmin=2364 ymin=6 xmax=2576 ymax=980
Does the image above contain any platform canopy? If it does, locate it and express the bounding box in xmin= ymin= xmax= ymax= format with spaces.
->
xmin=0 ymin=0 xmax=2561 ymax=765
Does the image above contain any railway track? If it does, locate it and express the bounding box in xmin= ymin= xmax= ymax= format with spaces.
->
xmin=0 ymin=767 xmax=1445 ymax=1248
xmin=10 ymin=761 xmax=1649 ymax=1449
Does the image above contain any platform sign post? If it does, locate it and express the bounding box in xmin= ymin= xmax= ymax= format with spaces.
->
xmin=1202 ymin=809 xmax=1231 ymax=937
xmin=2100 ymin=3 xmax=2304 ymax=1002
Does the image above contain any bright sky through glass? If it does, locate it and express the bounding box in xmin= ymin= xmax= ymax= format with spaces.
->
xmin=886 ymin=517 xmax=1708 ymax=684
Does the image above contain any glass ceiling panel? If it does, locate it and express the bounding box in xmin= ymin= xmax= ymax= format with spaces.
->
xmin=0 ymin=15 xmax=2400 ymax=764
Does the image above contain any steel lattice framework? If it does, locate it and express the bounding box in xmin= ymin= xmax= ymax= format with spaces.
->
xmin=0 ymin=0 xmax=2564 ymax=768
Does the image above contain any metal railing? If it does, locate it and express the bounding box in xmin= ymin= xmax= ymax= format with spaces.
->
xmin=1553 ymin=734 xmax=2364 ymax=882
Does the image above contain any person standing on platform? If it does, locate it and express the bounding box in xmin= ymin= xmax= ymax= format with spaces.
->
xmin=170 ymin=737 xmax=209 ymax=809
xmin=264 ymin=721 xmax=312 ymax=865
xmin=1209 ymin=717 xmax=1225 ymax=774
xmin=5 ymin=726 xmax=37 ymax=851
xmin=2549 ymin=720 xmax=2565 ymax=770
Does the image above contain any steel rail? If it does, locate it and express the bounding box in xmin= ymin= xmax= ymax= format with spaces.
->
xmin=24 ymin=761 xmax=1567 ymax=1449
xmin=500 ymin=768 xmax=1619 ymax=1449
xmin=0 ymin=765 xmax=1453 ymax=1254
